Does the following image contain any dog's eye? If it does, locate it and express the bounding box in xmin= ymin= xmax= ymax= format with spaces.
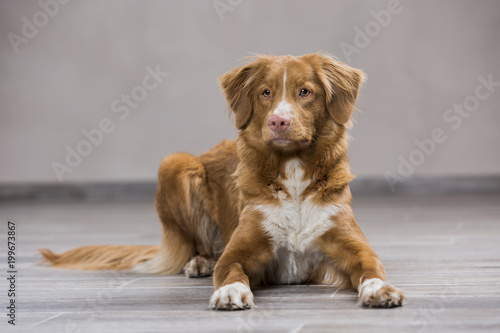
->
xmin=299 ymin=88 xmax=310 ymax=97
xmin=262 ymin=89 xmax=271 ymax=97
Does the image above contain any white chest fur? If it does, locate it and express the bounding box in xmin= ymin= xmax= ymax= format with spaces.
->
xmin=257 ymin=159 xmax=341 ymax=284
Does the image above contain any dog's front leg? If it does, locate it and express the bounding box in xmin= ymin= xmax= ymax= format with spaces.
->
xmin=318 ymin=212 xmax=405 ymax=308
xmin=210 ymin=208 xmax=273 ymax=310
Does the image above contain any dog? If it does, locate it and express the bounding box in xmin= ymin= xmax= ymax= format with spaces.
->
xmin=40 ymin=53 xmax=405 ymax=310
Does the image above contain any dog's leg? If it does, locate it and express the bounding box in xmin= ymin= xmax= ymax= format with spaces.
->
xmin=318 ymin=213 xmax=405 ymax=308
xmin=210 ymin=209 xmax=273 ymax=310
xmin=136 ymin=153 xmax=220 ymax=275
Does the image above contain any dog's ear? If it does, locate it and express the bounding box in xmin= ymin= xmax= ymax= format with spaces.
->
xmin=219 ymin=61 xmax=258 ymax=130
xmin=319 ymin=56 xmax=365 ymax=125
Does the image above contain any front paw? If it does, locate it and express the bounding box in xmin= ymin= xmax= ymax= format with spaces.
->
xmin=358 ymin=278 xmax=405 ymax=308
xmin=210 ymin=282 xmax=254 ymax=310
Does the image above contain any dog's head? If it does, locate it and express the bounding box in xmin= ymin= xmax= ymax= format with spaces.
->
xmin=219 ymin=53 xmax=364 ymax=152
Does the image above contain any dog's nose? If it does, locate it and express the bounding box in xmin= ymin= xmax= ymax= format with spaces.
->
xmin=268 ymin=115 xmax=290 ymax=133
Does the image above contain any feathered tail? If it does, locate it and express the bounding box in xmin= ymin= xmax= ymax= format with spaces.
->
xmin=39 ymin=245 xmax=160 ymax=270
xmin=39 ymin=224 xmax=195 ymax=274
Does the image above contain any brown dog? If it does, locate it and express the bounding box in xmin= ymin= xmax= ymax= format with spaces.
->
xmin=41 ymin=53 xmax=405 ymax=310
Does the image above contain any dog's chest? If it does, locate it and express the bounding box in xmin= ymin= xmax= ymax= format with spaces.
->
xmin=258 ymin=159 xmax=339 ymax=284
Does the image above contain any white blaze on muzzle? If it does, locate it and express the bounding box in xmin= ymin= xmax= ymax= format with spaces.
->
xmin=271 ymin=70 xmax=293 ymax=117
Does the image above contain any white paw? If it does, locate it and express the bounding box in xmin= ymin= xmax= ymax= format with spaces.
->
xmin=210 ymin=282 xmax=254 ymax=310
xmin=358 ymin=278 xmax=405 ymax=308
xmin=184 ymin=256 xmax=215 ymax=278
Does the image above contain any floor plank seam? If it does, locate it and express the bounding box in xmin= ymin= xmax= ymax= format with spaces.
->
xmin=30 ymin=312 xmax=67 ymax=328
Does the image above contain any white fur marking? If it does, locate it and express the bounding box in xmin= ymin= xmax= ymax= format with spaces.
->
xmin=210 ymin=282 xmax=254 ymax=310
xmin=358 ymin=278 xmax=387 ymax=296
xmin=272 ymin=70 xmax=293 ymax=116
xmin=258 ymin=159 xmax=342 ymax=284
xmin=358 ymin=278 xmax=404 ymax=307
xmin=272 ymin=100 xmax=293 ymax=116
xmin=282 ymin=70 xmax=287 ymax=100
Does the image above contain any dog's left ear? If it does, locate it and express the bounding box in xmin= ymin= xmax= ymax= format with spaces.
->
xmin=219 ymin=61 xmax=258 ymax=130
xmin=319 ymin=56 xmax=365 ymax=125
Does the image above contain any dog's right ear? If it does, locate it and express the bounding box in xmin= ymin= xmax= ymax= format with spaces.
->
xmin=219 ymin=62 xmax=257 ymax=130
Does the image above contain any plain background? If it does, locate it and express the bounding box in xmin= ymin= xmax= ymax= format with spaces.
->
xmin=1 ymin=0 xmax=499 ymax=184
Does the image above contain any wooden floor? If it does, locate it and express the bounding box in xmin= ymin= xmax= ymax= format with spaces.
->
xmin=1 ymin=194 xmax=500 ymax=332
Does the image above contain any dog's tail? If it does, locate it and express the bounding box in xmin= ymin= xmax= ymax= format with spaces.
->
xmin=39 ymin=225 xmax=194 ymax=274
xmin=39 ymin=245 xmax=160 ymax=271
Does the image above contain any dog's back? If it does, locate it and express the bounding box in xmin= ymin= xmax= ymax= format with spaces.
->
xmin=41 ymin=139 xmax=240 ymax=275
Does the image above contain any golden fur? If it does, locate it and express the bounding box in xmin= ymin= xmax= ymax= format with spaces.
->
xmin=40 ymin=53 xmax=405 ymax=309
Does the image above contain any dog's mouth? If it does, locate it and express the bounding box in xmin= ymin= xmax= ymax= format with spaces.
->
xmin=269 ymin=138 xmax=310 ymax=148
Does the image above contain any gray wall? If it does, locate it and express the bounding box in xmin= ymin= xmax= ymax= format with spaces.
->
xmin=1 ymin=0 xmax=499 ymax=184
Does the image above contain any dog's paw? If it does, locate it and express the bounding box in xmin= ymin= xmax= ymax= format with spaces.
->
xmin=210 ymin=282 xmax=254 ymax=310
xmin=184 ymin=256 xmax=215 ymax=278
xmin=358 ymin=278 xmax=405 ymax=308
